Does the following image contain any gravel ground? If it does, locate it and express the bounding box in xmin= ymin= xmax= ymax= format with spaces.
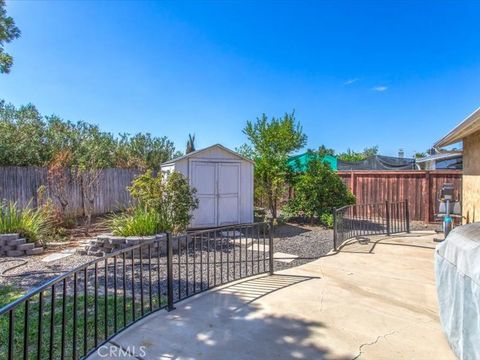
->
xmin=272 ymin=223 xmax=334 ymax=271
xmin=4 ymin=220 xmax=443 ymax=300
xmin=0 ymin=253 xmax=98 ymax=290
xmin=0 ymin=223 xmax=333 ymax=299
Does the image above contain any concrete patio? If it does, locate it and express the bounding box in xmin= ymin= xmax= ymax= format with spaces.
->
xmin=89 ymin=232 xmax=455 ymax=360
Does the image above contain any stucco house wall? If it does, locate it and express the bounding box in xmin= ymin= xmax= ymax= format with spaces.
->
xmin=462 ymin=129 xmax=480 ymax=222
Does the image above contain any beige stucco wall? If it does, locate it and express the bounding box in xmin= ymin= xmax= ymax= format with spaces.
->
xmin=462 ymin=129 xmax=480 ymax=222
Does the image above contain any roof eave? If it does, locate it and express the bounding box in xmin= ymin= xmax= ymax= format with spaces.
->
xmin=434 ymin=107 xmax=480 ymax=148
xmin=161 ymin=144 xmax=255 ymax=166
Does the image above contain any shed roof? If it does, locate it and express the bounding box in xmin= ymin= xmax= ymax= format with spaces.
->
xmin=161 ymin=144 xmax=254 ymax=165
xmin=435 ymin=107 xmax=480 ymax=147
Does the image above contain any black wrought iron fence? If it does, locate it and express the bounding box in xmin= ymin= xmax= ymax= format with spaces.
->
xmin=333 ymin=200 xmax=410 ymax=250
xmin=0 ymin=222 xmax=272 ymax=360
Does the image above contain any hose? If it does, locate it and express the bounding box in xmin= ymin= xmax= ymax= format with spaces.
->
xmin=0 ymin=258 xmax=67 ymax=278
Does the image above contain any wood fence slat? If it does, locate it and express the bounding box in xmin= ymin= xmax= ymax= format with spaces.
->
xmin=338 ymin=170 xmax=462 ymax=223
xmin=0 ymin=167 xmax=141 ymax=217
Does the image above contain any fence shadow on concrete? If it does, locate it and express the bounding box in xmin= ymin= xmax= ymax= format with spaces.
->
xmin=95 ymin=274 xmax=353 ymax=360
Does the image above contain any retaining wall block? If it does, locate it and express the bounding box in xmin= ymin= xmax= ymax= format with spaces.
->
xmin=7 ymin=238 xmax=26 ymax=246
xmin=0 ymin=233 xmax=44 ymax=257
xmin=17 ymin=243 xmax=35 ymax=251
xmin=108 ymin=237 xmax=126 ymax=245
xmin=6 ymin=250 xmax=24 ymax=257
xmin=0 ymin=234 xmax=18 ymax=241
xmin=26 ymin=248 xmax=44 ymax=256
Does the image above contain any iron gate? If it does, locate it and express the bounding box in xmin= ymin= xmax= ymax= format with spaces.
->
xmin=333 ymin=200 xmax=410 ymax=250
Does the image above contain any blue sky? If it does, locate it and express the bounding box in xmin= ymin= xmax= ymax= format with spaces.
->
xmin=2 ymin=1 xmax=480 ymax=157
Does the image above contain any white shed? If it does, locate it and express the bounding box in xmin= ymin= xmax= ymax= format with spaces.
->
xmin=161 ymin=144 xmax=254 ymax=229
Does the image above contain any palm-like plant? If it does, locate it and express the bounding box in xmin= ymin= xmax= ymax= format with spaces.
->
xmin=186 ymin=134 xmax=196 ymax=154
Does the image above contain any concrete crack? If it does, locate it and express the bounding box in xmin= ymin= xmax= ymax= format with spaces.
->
xmin=352 ymin=330 xmax=397 ymax=360
xmin=319 ymin=289 xmax=326 ymax=312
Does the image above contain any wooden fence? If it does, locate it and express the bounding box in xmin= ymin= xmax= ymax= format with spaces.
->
xmin=0 ymin=167 xmax=141 ymax=217
xmin=338 ymin=170 xmax=463 ymax=223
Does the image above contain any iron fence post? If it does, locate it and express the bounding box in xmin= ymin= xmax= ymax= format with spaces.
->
xmin=268 ymin=221 xmax=274 ymax=275
xmin=385 ymin=201 xmax=391 ymax=236
xmin=333 ymin=208 xmax=338 ymax=251
xmin=166 ymin=232 xmax=175 ymax=311
xmin=405 ymin=199 xmax=410 ymax=233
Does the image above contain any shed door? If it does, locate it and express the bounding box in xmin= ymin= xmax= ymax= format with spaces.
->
xmin=190 ymin=161 xmax=240 ymax=228
xmin=217 ymin=163 xmax=240 ymax=226
xmin=191 ymin=162 xmax=217 ymax=228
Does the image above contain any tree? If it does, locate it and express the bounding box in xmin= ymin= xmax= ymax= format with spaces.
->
xmin=72 ymin=122 xmax=116 ymax=232
xmin=0 ymin=0 xmax=20 ymax=73
xmin=284 ymin=152 xmax=355 ymax=224
xmin=317 ymin=145 xmax=335 ymax=158
xmin=0 ymin=101 xmax=47 ymax=166
xmin=0 ymin=99 xmax=180 ymax=171
xmin=116 ymin=133 xmax=177 ymax=171
xmin=337 ymin=146 xmax=379 ymax=162
xmin=47 ymin=150 xmax=73 ymax=214
xmin=242 ymin=112 xmax=307 ymax=218
xmin=186 ymin=134 xmax=196 ymax=154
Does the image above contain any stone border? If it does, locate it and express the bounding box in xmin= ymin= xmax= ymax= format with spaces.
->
xmin=79 ymin=233 xmax=167 ymax=257
xmin=0 ymin=233 xmax=44 ymax=257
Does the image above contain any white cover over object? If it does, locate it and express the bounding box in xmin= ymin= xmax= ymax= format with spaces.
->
xmin=435 ymin=223 xmax=480 ymax=359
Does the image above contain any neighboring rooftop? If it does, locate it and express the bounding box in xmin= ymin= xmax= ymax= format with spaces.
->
xmin=287 ymin=152 xmax=337 ymax=172
xmin=435 ymin=107 xmax=480 ymax=147
xmin=416 ymin=151 xmax=463 ymax=164
xmin=337 ymin=155 xmax=416 ymax=171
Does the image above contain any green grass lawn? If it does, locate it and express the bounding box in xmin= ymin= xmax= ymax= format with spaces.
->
xmin=0 ymin=285 xmax=24 ymax=309
xmin=0 ymin=286 xmax=165 ymax=359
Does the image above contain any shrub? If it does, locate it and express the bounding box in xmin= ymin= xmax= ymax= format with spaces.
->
xmin=319 ymin=212 xmax=334 ymax=228
xmin=284 ymin=152 xmax=355 ymax=224
xmin=113 ymin=170 xmax=198 ymax=235
xmin=109 ymin=207 xmax=162 ymax=237
xmin=0 ymin=201 xmax=51 ymax=242
xmin=163 ymin=171 xmax=199 ymax=233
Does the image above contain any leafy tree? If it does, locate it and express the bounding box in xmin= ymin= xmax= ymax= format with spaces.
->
xmin=0 ymin=0 xmax=20 ymax=73
xmin=337 ymin=146 xmax=379 ymax=162
xmin=0 ymin=100 xmax=180 ymax=171
xmin=317 ymin=145 xmax=335 ymax=158
xmin=186 ymin=133 xmax=196 ymax=154
xmin=44 ymin=116 xmax=80 ymax=161
xmin=414 ymin=151 xmax=427 ymax=158
xmin=71 ymin=122 xmax=116 ymax=231
xmin=0 ymin=101 xmax=47 ymax=166
xmin=235 ymin=143 xmax=255 ymax=160
xmin=47 ymin=150 xmax=73 ymax=214
xmin=284 ymin=152 xmax=355 ymax=224
xmin=242 ymin=111 xmax=307 ymax=218
xmin=116 ymin=133 xmax=177 ymax=171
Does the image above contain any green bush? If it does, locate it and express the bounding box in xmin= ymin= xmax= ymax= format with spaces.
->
xmin=283 ymin=152 xmax=355 ymax=224
xmin=110 ymin=170 xmax=198 ymax=236
xmin=109 ymin=207 xmax=162 ymax=237
xmin=319 ymin=212 xmax=334 ymax=228
xmin=0 ymin=201 xmax=51 ymax=242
